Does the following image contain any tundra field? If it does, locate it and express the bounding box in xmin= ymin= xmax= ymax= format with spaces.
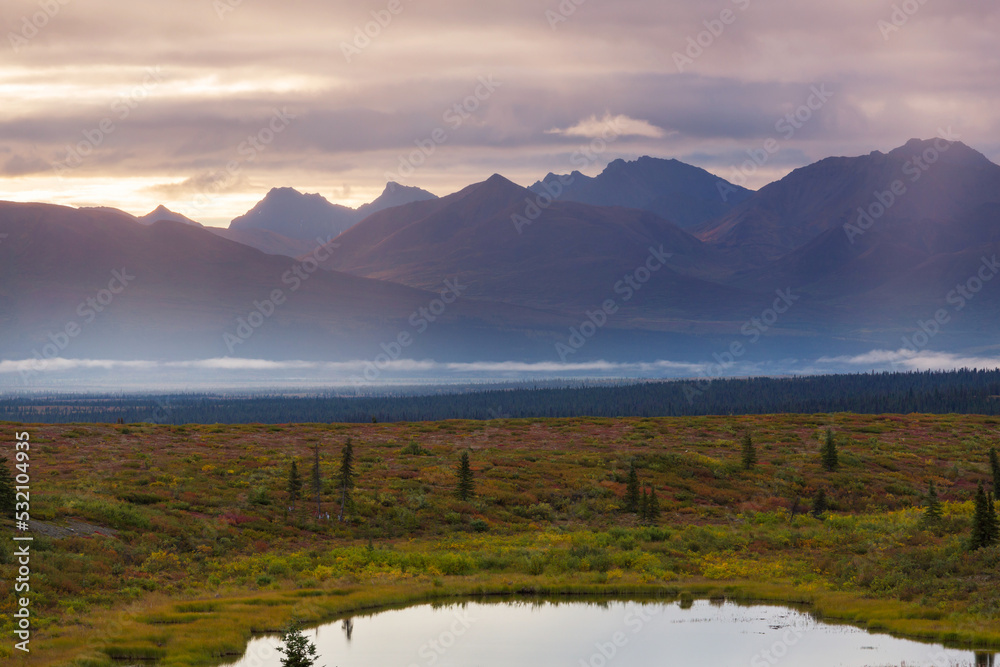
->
xmin=1 ymin=413 xmax=999 ymax=666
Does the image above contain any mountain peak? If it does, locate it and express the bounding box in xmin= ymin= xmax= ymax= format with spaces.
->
xmin=264 ymin=186 xmax=298 ymax=197
xmin=528 ymin=156 xmax=751 ymax=228
xmin=355 ymin=181 xmax=438 ymax=219
xmin=262 ymin=186 xmax=331 ymax=203
xmin=230 ymin=187 xmax=354 ymax=241
xmin=139 ymin=205 xmax=202 ymax=227
xmin=465 ymin=173 xmax=529 ymax=199
xmin=381 ymin=181 xmax=434 ymax=197
xmin=450 ymin=173 xmax=526 ymax=198
xmin=484 ymin=173 xmax=516 ymax=186
xmin=884 ymin=137 xmax=993 ymax=170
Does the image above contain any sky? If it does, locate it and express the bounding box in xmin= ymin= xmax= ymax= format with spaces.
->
xmin=1 ymin=0 xmax=998 ymax=227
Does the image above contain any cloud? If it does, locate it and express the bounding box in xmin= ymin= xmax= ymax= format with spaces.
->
xmin=1 ymin=0 xmax=998 ymax=215
xmin=2 ymin=153 xmax=51 ymax=176
xmin=546 ymin=113 xmax=669 ymax=139
xmin=145 ymin=171 xmax=251 ymax=198
xmin=816 ymin=349 xmax=1000 ymax=371
xmin=0 ymin=356 xmax=709 ymax=377
xmin=0 ymin=358 xmax=155 ymax=374
xmin=443 ymin=360 xmax=707 ymax=374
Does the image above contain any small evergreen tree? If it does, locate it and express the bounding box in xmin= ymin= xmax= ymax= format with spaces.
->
xmin=969 ymin=482 xmax=998 ymax=550
xmin=990 ymin=490 xmax=1000 ymax=545
xmin=789 ymin=496 xmax=802 ymax=520
xmin=624 ymin=462 xmax=640 ymax=512
xmin=286 ymin=459 xmax=302 ymax=512
xmin=821 ymin=428 xmax=839 ymax=472
xmin=456 ymin=451 xmax=474 ymax=500
xmin=639 ymin=487 xmax=649 ymax=520
xmin=811 ymin=488 xmax=828 ymax=519
xmin=741 ymin=430 xmax=757 ymax=471
xmin=337 ymin=438 xmax=354 ymax=522
xmin=276 ymin=621 xmax=321 ymax=667
xmin=647 ymin=487 xmax=661 ymax=521
xmin=921 ymin=481 xmax=943 ymax=527
xmin=990 ymin=447 xmax=1000 ymax=494
xmin=0 ymin=457 xmax=16 ymax=516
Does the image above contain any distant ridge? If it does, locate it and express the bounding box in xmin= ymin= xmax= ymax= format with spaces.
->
xmin=138 ymin=205 xmax=203 ymax=227
xmin=225 ymin=182 xmax=438 ymax=251
xmin=4 ymin=139 xmax=1000 ymax=366
xmin=355 ymin=181 xmax=437 ymax=218
xmin=529 ymin=155 xmax=752 ymax=228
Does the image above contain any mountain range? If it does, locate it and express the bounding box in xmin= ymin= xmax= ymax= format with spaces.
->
xmin=529 ymin=156 xmax=753 ymax=229
xmin=2 ymin=142 xmax=999 ymax=368
xmin=213 ymin=182 xmax=437 ymax=257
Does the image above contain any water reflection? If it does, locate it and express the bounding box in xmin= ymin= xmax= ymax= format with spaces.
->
xmin=222 ymin=599 xmax=998 ymax=667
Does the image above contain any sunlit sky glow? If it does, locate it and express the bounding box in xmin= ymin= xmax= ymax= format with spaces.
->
xmin=1 ymin=0 xmax=998 ymax=226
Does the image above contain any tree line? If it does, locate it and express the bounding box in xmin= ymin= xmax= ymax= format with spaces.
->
xmin=4 ymin=369 xmax=1000 ymax=424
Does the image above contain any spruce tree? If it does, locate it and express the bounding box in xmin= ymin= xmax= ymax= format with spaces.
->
xmin=0 ymin=457 xmax=16 ymax=516
xmin=286 ymin=459 xmax=302 ymax=512
xmin=647 ymin=487 xmax=661 ymax=521
xmin=789 ymin=496 xmax=802 ymax=520
xmin=821 ymin=428 xmax=839 ymax=472
xmin=922 ymin=481 xmax=942 ymax=527
xmin=276 ymin=621 xmax=321 ymax=667
xmin=639 ymin=487 xmax=650 ymax=521
xmin=990 ymin=447 xmax=1000 ymax=495
xmin=741 ymin=430 xmax=757 ymax=471
xmin=456 ymin=451 xmax=474 ymax=500
xmin=624 ymin=461 xmax=640 ymax=512
xmin=987 ymin=490 xmax=999 ymax=546
xmin=969 ymin=483 xmax=995 ymax=550
xmin=811 ymin=488 xmax=828 ymax=519
xmin=337 ymin=438 xmax=354 ymax=521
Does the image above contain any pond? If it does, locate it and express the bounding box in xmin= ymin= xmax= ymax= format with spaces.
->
xmin=223 ymin=599 xmax=997 ymax=667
